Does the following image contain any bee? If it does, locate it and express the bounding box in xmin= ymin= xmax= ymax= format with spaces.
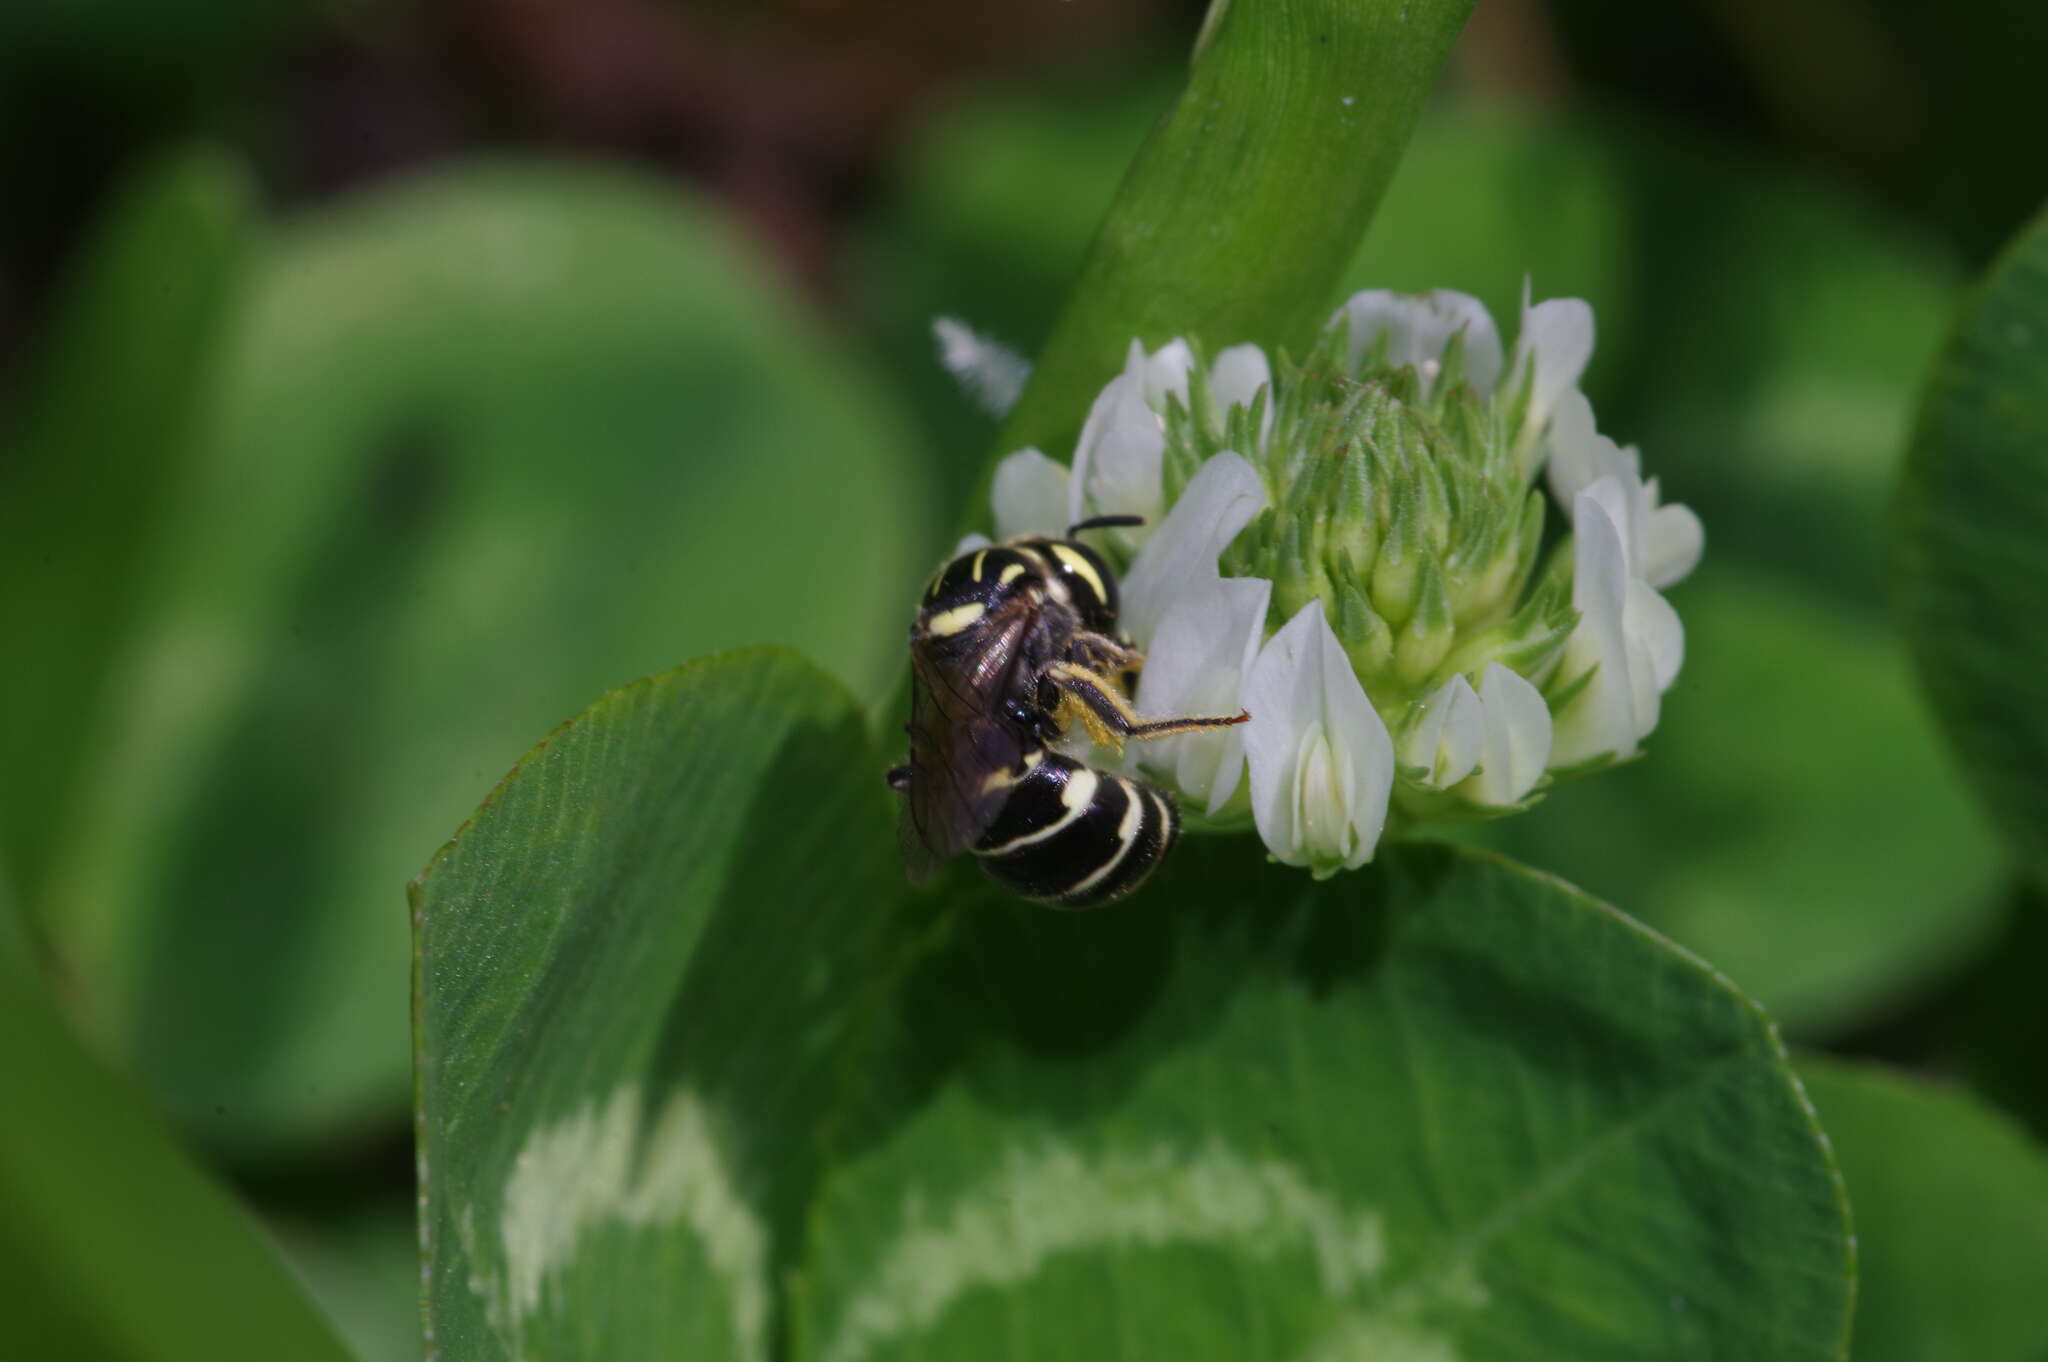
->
xmin=887 ymin=516 xmax=1249 ymax=908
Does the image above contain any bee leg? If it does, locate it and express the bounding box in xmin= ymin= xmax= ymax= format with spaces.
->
xmin=885 ymin=763 xmax=912 ymax=792
xmin=1070 ymin=629 xmax=1145 ymax=675
xmin=1050 ymin=688 xmax=1125 ymax=751
xmin=1042 ymin=661 xmax=1251 ymax=751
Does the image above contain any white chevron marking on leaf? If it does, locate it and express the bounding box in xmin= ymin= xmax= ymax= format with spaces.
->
xmin=491 ymin=1084 xmax=769 ymax=1361
xmin=821 ymin=1140 xmax=1388 ymax=1362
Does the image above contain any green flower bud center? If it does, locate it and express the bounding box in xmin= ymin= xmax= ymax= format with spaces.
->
xmin=1163 ymin=333 xmax=1577 ymax=730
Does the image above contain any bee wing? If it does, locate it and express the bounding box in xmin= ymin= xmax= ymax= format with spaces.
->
xmin=900 ymin=609 xmax=1036 ymax=878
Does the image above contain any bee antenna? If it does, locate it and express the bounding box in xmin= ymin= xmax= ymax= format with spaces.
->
xmin=1067 ymin=514 xmax=1145 ymax=535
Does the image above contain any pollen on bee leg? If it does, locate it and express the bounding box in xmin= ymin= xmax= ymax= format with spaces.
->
xmin=1049 ymin=659 xmax=1246 ymax=749
xmin=1053 ymin=689 xmax=1126 ymax=753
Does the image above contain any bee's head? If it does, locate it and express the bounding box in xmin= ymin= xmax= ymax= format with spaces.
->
xmin=1008 ymin=536 xmax=1119 ymax=635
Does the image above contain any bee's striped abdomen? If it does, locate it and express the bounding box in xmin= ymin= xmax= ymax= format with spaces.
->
xmin=973 ymin=752 xmax=1180 ymax=909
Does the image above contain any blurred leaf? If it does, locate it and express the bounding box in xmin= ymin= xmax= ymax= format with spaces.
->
xmin=993 ymin=0 xmax=1476 ymax=477
xmin=1469 ymin=565 xmax=2004 ymax=1035
xmin=0 ymin=881 xmax=355 ymax=1362
xmin=1598 ymin=119 xmax=1960 ymax=616
xmin=414 ymin=648 xmax=907 ymax=1361
xmin=271 ymin=1202 xmax=421 ymax=1362
xmin=1341 ymin=102 xmax=1639 ymax=378
xmin=0 ymin=147 xmax=253 ymax=907
xmin=417 ymin=648 xmax=1851 ymax=1361
xmin=849 ymin=73 xmax=1171 ymax=510
xmin=1545 ymin=0 xmax=2048 ymax=261
xmin=1895 ymin=202 xmax=2048 ymax=884
xmin=35 ymin=161 xmax=935 ymax=1153
xmin=1798 ymin=1057 xmax=2048 ymax=1362
xmin=862 ymin=75 xmax=1171 ymax=348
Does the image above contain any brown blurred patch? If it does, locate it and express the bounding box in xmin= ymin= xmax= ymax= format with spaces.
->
xmin=285 ymin=0 xmax=1176 ymax=296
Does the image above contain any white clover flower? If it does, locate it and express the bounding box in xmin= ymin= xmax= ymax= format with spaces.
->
xmin=1241 ymin=600 xmax=1394 ymax=875
xmin=1545 ymin=389 xmax=1703 ymax=589
xmin=1506 ymin=286 xmax=1595 ymax=473
xmin=1403 ymin=672 xmax=1485 ymax=787
xmin=1462 ymin=662 xmax=1554 ymax=806
xmin=1123 ymin=454 xmax=1269 ymax=811
xmin=1137 ymin=574 xmax=1270 ymax=812
xmin=1066 ymin=339 xmax=1274 ymax=548
xmin=961 ymin=283 xmax=1700 ymax=878
xmin=1404 ymin=661 xmax=1551 ymax=806
xmin=1336 ymin=289 xmax=1503 ymax=394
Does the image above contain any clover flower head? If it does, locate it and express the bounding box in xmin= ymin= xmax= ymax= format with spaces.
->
xmin=965 ymin=284 xmax=1702 ymax=876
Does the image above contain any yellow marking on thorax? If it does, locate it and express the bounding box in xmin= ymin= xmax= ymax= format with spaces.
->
xmin=970 ymin=549 xmax=988 ymax=582
xmin=1049 ymin=543 xmax=1109 ymax=606
xmin=998 ymin=561 xmax=1027 ymax=586
xmin=924 ymin=600 xmax=987 ymax=637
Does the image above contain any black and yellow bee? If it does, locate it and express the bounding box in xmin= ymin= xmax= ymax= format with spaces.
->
xmin=887 ymin=517 xmax=1248 ymax=908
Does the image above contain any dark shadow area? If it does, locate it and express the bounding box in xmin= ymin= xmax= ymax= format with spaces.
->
xmin=836 ymin=830 xmax=1412 ymax=1141
xmin=230 ymin=1117 xmax=417 ymax=1217
xmin=1829 ymin=877 xmax=2048 ymax=1141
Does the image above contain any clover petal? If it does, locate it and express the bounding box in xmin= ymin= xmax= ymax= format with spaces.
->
xmin=1243 ymin=600 xmax=1395 ymax=874
xmin=1119 ymin=451 xmax=1268 ymax=649
xmin=1404 ymin=673 xmax=1485 ymax=788
xmin=1334 ymin=288 xmax=1504 ymax=395
xmin=1461 ymin=662 xmax=1552 ymax=806
xmin=1136 ymin=574 xmax=1272 ymax=813
xmin=1549 ymin=491 xmax=1656 ymax=766
xmin=990 ymin=447 xmax=1072 ymax=541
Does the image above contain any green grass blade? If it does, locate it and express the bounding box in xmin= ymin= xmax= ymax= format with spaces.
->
xmin=990 ymin=0 xmax=1475 ymax=473
xmin=0 ymin=149 xmax=252 ymax=902
xmin=0 ymin=888 xmax=356 ymax=1362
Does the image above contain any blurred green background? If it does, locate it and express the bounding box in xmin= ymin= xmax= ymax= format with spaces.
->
xmin=2 ymin=1 xmax=2044 ymax=1358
